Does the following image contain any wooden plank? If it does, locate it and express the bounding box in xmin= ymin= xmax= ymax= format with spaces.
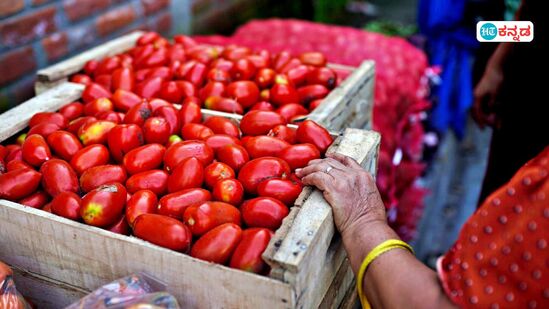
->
xmin=37 ymin=31 xmax=145 ymax=82
xmin=263 ymin=128 xmax=380 ymax=308
xmin=34 ymin=78 xmax=68 ymax=95
xmin=0 ymin=200 xmax=294 ymax=309
xmin=0 ymin=82 xmax=84 ymax=143
xmin=308 ymin=61 xmax=375 ymax=130
xmin=319 ymin=259 xmax=355 ymax=309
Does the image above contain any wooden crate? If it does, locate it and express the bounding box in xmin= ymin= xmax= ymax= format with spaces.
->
xmin=0 ymin=82 xmax=380 ymax=308
xmin=35 ymin=31 xmax=375 ymax=130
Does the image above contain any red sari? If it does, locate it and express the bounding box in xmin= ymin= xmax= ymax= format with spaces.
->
xmin=438 ymin=146 xmax=549 ymax=308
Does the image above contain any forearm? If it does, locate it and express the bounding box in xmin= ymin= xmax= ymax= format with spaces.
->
xmin=487 ymin=42 xmax=513 ymax=70
xmin=342 ymin=219 xmax=457 ymax=309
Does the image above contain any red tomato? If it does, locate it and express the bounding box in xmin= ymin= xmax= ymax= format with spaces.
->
xmin=145 ymin=66 xmax=172 ymax=81
xmin=179 ymin=100 xmax=202 ymax=125
xmin=134 ymin=214 xmax=192 ymax=252
xmin=199 ymin=81 xmax=225 ymax=102
xmin=96 ymin=56 xmax=121 ymax=75
xmin=135 ymin=76 xmax=163 ymax=98
xmin=80 ymin=182 xmax=126 ymax=227
xmin=158 ymin=188 xmax=211 ymax=219
xmin=27 ymin=123 xmax=61 ymax=138
xmin=276 ymin=104 xmax=309 ymax=122
xmin=106 ymin=215 xmax=130 ymax=235
xmin=249 ymin=101 xmax=274 ymax=111
xmin=148 ymin=98 xmax=171 ymax=111
xmin=229 ymin=228 xmax=273 ymax=273
xmin=238 ymin=157 xmax=291 ymax=194
xmin=203 ymin=116 xmax=240 ymax=138
xmin=96 ymin=111 xmax=121 ymax=123
xmin=125 ymin=190 xmax=157 ymax=227
xmin=142 ymin=117 xmax=170 ymax=144
xmin=153 ymin=105 xmax=180 ymax=135
xmin=51 ymin=192 xmax=81 ymax=220
xmin=241 ymin=197 xmax=289 ymax=230
xmin=255 ymin=68 xmax=276 ymax=89
xmin=95 ymin=74 xmax=112 ymax=90
xmin=273 ymin=51 xmax=292 ymax=71
xmin=18 ymin=190 xmax=50 ymax=209
xmin=47 ymin=130 xmax=83 ymax=161
xmin=111 ymin=89 xmax=142 ymax=112
xmin=70 ymin=74 xmax=92 ymax=85
xmin=59 ymin=102 xmax=84 ymax=121
xmin=137 ymin=47 xmax=168 ymax=68
xmin=173 ymin=34 xmax=197 ymax=48
xmin=107 ymin=124 xmax=144 ymax=162
xmin=184 ymin=201 xmax=241 ymax=236
xmin=123 ymin=143 xmax=165 ymax=175
xmin=5 ymin=145 xmax=22 ymax=163
xmin=185 ymin=62 xmax=207 ymax=87
xmin=29 ymin=112 xmax=67 ymax=128
xmin=231 ymin=58 xmax=256 ymax=80
xmin=204 ymin=134 xmax=241 ymax=152
xmin=137 ymin=31 xmax=160 ymax=45
xmin=22 ymin=134 xmax=51 ymax=166
xmin=181 ymin=123 xmax=214 ymax=140
xmin=164 ymin=140 xmax=214 ymax=171
xmin=204 ymin=162 xmax=235 ymax=188
xmin=191 ymin=223 xmax=242 ymax=263
xmin=268 ymin=125 xmax=296 ymax=144
xmin=279 ymin=58 xmax=301 ymax=74
xmin=6 ymin=160 xmax=32 ymax=172
xmin=70 ymin=144 xmax=110 ymax=175
xmin=40 ymin=159 xmax=79 ymax=197
xmin=257 ymin=178 xmax=303 ymax=206
xmin=296 ymin=120 xmax=334 ymax=153
xmin=78 ymin=120 xmax=116 ymax=145
xmin=203 ymin=96 xmax=244 ymax=114
xmin=216 ymin=144 xmax=249 ymax=172
xmin=175 ymin=81 xmax=197 ymax=99
xmin=0 ymin=168 xmax=42 ymax=200
xmin=307 ymin=67 xmax=337 ymax=89
xmin=240 ymin=111 xmax=286 ymax=136
xmin=287 ymin=65 xmax=310 ymax=86
xmin=42 ymin=202 xmax=52 ymax=212
xmin=244 ymin=136 xmax=290 ymax=159
xmin=80 ymin=165 xmax=127 ymax=192
xmin=278 ymin=143 xmax=321 ymax=170
xmin=221 ymin=46 xmax=251 ymax=61
xmin=299 ymin=52 xmax=327 ymax=67
xmin=298 ymin=84 xmax=330 ymax=105
xmin=270 ymin=84 xmax=300 ymax=106
xmin=126 ymin=169 xmax=168 ymax=195
xmin=207 ymin=68 xmax=231 ymax=84
xmin=66 ymin=116 xmax=97 ymax=135
xmin=309 ymin=99 xmax=323 ymax=111
xmin=212 ymin=178 xmax=244 ymax=206
xmin=247 ymin=51 xmax=270 ymax=69
xmin=225 ymin=81 xmax=259 ymax=108
xmin=111 ymin=67 xmax=134 ymax=91
xmin=159 ymin=80 xmax=183 ymax=103
xmin=167 ymin=157 xmax=204 ymax=193
xmin=124 ymin=102 xmax=152 ymax=126
xmin=83 ymin=59 xmax=98 ymax=76
xmin=82 ymin=83 xmax=112 ymax=103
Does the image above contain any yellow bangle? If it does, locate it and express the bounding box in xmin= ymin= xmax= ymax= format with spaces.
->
xmin=356 ymin=239 xmax=414 ymax=309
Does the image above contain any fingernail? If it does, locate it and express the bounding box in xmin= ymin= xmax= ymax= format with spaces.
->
xmin=295 ymin=168 xmax=302 ymax=174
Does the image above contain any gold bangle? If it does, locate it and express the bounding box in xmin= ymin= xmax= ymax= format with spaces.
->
xmin=356 ymin=239 xmax=414 ymax=309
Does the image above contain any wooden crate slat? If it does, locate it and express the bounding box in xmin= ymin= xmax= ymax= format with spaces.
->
xmin=37 ymin=31 xmax=145 ymax=82
xmin=0 ymin=82 xmax=85 ymax=143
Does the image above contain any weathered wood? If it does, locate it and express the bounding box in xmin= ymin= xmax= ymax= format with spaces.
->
xmin=34 ymin=78 xmax=68 ymax=95
xmin=37 ymin=31 xmax=145 ymax=82
xmin=0 ymin=82 xmax=84 ymax=143
xmin=0 ymin=200 xmax=295 ymax=309
xmin=319 ymin=259 xmax=356 ymax=309
xmin=308 ymin=61 xmax=375 ymax=130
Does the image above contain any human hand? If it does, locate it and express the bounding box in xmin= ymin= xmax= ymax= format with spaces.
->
xmin=472 ymin=63 xmax=504 ymax=129
xmin=295 ymin=153 xmax=386 ymax=237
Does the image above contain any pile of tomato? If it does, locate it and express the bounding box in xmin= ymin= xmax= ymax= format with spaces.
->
xmin=67 ymin=31 xmax=341 ymax=121
xmin=0 ymin=34 xmax=336 ymax=275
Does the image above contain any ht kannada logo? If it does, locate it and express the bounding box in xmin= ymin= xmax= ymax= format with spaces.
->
xmin=480 ymin=23 xmax=497 ymax=41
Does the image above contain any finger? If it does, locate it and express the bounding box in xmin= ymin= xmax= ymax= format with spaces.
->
xmin=301 ymin=172 xmax=334 ymax=191
xmin=296 ymin=161 xmax=338 ymax=178
xmin=327 ymin=153 xmax=362 ymax=169
xmin=472 ymin=97 xmax=486 ymax=129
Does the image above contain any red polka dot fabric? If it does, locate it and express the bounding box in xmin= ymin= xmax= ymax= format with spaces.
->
xmin=438 ymin=146 xmax=549 ymax=308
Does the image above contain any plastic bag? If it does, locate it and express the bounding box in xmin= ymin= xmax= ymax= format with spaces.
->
xmin=0 ymin=261 xmax=32 ymax=309
xmin=66 ymin=273 xmax=179 ymax=309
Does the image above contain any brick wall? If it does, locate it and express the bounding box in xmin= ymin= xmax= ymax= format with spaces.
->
xmin=0 ymin=0 xmax=190 ymax=111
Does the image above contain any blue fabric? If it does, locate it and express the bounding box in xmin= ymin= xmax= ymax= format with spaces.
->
xmin=419 ymin=0 xmax=479 ymax=138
